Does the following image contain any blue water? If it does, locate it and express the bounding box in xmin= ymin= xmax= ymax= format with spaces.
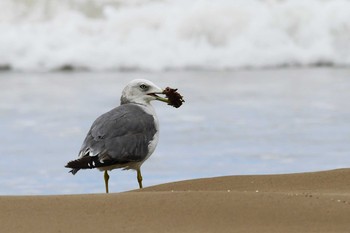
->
xmin=0 ymin=68 xmax=349 ymax=194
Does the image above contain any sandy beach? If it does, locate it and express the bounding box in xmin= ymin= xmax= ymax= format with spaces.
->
xmin=1 ymin=168 xmax=349 ymax=233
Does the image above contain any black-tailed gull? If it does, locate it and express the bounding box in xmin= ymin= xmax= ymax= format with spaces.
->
xmin=65 ymin=79 xmax=182 ymax=193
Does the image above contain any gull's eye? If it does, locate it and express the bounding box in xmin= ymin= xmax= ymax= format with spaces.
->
xmin=139 ymin=84 xmax=149 ymax=90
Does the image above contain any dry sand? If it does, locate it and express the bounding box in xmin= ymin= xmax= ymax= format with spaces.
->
xmin=1 ymin=169 xmax=350 ymax=233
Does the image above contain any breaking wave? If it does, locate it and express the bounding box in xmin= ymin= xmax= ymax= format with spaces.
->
xmin=1 ymin=0 xmax=350 ymax=71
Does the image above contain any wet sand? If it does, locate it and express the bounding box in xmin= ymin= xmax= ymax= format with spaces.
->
xmin=1 ymin=168 xmax=350 ymax=233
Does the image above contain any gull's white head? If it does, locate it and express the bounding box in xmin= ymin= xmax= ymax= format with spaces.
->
xmin=120 ymin=79 xmax=169 ymax=105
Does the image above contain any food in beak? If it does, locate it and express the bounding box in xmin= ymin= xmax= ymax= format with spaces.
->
xmin=163 ymin=87 xmax=184 ymax=108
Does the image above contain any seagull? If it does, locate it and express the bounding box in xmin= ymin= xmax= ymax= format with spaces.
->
xmin=65 ymin=79 xmax=171 ymax=193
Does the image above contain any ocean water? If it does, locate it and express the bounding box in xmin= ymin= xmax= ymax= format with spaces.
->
xmin=0 ymin=68 xmax=349 ymax=195
xmin=1 ymin=0 xmax=350 ymax=71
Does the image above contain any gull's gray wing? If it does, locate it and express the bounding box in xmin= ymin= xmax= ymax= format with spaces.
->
xmin=66 ymin=103 xmax=157 ymax=173
xmin=83 ymin=103 xmax=157 ymax=162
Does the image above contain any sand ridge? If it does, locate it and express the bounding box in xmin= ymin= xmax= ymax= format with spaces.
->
xmin=1 ymin=169 xmax=350 ymax=233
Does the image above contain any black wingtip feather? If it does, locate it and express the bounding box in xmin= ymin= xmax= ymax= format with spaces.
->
xmin=65 ymin=160 xmax=82 ymax=175
xmin=69 ymin=168 xmax=80 ymax=175
xmin=65 ymin=154 xmax=130 ymax=175
xmin=65 ymin=157 xmax=94 ymax=175
xmin=65 ymin=155 xmax=111 ymax=175
xmin=66 ymin=156 xmax=94 ymax=168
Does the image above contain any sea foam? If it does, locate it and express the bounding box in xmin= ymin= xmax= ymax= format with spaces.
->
xmin=1 ymin=0 xmax=350 ymax=71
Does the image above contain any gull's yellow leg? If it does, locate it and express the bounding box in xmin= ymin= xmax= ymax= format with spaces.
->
xmin=137 ymin=168 xmax=143 ymax=189
xmin=104 ymin=170 xmax=110 ymax=193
